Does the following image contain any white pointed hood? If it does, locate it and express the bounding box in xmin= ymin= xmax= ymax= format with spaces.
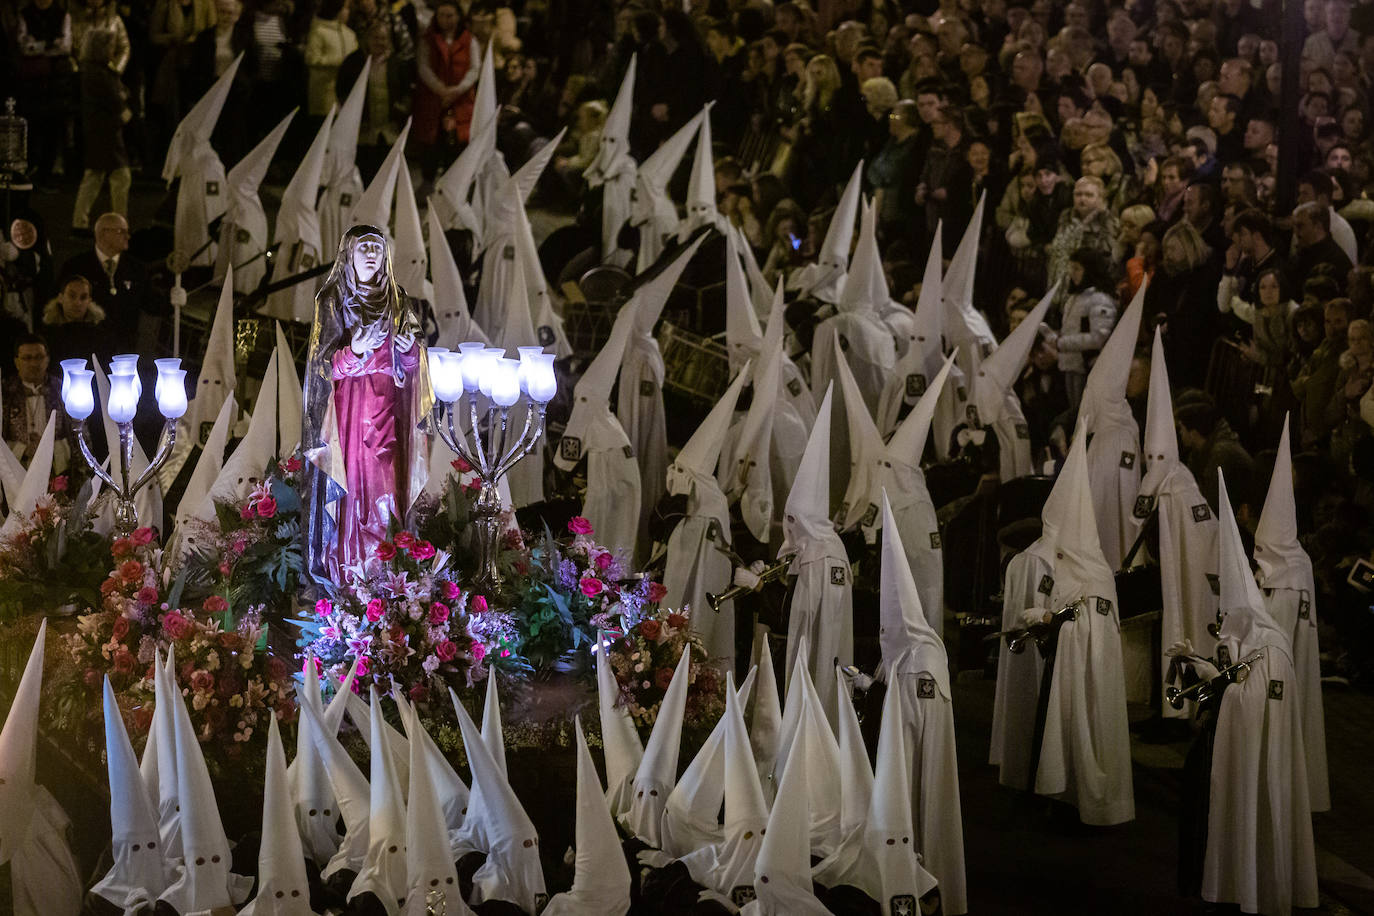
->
xmin=240 ymin=716 xmax=316 ymax=916
xmin=274 ymin=106 xmax=332 ymax=247
xmin=832 ymin=668 xmax=873 ymax=837
xmin=275 ymin=322 xmax=303 ymax=457
xmin=432 ymin=113 xmax=495 ymax=238
xmin=350 ymin=120 xmax=413 ymax=232
xmin=542 ymin=717 xmax=632 ymax=916
xmin=297 ymin=699 xmax=371 ymax=881
xmin=725 ymin=231 xmax=765 ymax=372
xmin=1079 ymin=278 xmax=1145 ymax=433
xmin=1048 ymin=424 xmax=1116 ymax=605
xmin=211 ymin=348 xmax=279 ymax=504
xmin=471 ymin=41 xmax=499 ymax=144
xmin=510 ymin=182 xmax=571 ymax=357
xmin=427 ymin=204 xmax=486 ymax=345
xmin=347 ymin=688 xmax=407 ymax=910
xmin=585 ymin=55 xmax=637 ymax=184
xmin=729 ymin=281 xmax=785 ymax=542
xmin=941 ymin=193 xmax=995 ymax=350
xmin=555 ymin=295 xmax=638 ymax=471
xmin=0 ymin=412 xmax=54 ymax=536
xmin=794 ymin=161 xmax=863 ymax=303
xmin=326 ymin=57 xmax=370 ymax=188
xmin=174 ymin=393 xmax=237 ymax=534
xmin=1253 ymin=415 xmax=1311 ymax=591
xmin=395 ymin=692 xmax=469 ymax=849
xmin=879 ymin=490 xmax=949 ymax=692
xmin=481 ymin=671 xmax=507 ymax=775
xmin=780 ymin=385 xmax=836 ymax=563
xmin=834 ymin=341 xmax=885 ymax=531
xmin=453 ymin=692 xmax=546 ymax=912
xmin=168 ymin=270 xmax=238 ymax=484
xmin=163 ymin=54 xmax=242 ymax=182
xmin=750 ymin=726 xmax=829 ymax=914
xmin=886 ymin=352 xmax=956 ymax=475
xmin=680 ymin=104 xmax=720 ymax=236
xmin=878 ymin=228 xmax=944 ymax=437
xmin=399 ymin=702 xmax=467 ymax=916
xmin=631 ymin=106 xmax=705 ymax=227
xmin=1217 ymin=470 xmax=1292 ymax=660
xmin=393 ymin=160 xmax=428 ymax=298
xmin=971 ymin=283 xmax=1056 ymax=426
xmin=1139 ymin=326 xmax=1179 ymax=496
xmin=668 ymin=360 xmax=750 ymax=497
xmin=632 ymin=234 xmax=706 ymax=337
xmin=838 ymin=198 xmax=884 ymax=314
xmin=621 ymin=644 xmax=693 ymax=846
xmin=771 ymin=641 xmax=843 ymax=855
xmin=596 ymin=631 xmax=643 ymax=818
xmin=93 ymin=676 xmax=171 ymax=910
xmin=288 ymin=658 xmax=344 ymax=870
xmin=145 ymin=650 xmax=182 ymax=861
xmin=224 ymin=108 xmax=295 ymax=230
xmin=0 ymin=621 xmax=46 ymax=861
xmin=748 ymin=630 xmax=783 ymax=805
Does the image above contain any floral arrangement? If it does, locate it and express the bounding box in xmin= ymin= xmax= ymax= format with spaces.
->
xmin=59 ymin=528 xmax=296 ymax=763
xmin=296 ymin=529 xmax=528 ymax=709
xmin=0 ymin=476 xmax=111 ymax=622
xmin=603 ymin=602 xmax=723 ymax=732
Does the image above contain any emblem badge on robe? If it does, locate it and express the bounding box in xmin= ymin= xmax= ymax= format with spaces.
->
xmin=905 ymin=373 xmax=926 ymax=397
xmin=560 ymin=437 xmax=582 ymax=461
xmin=830 ymin=565 xmax=848 ymax=585
xmin=503 ymin=245 xmax=515 ymax=260
xmin=1037 ymin=574 xmax=1054 ymax=596
xmin=340 ymin=193 xmax=353 ymax=206
xmin=1119 ymin=451 xmax=1136 ymax=469
xmin=235 ymin=227 xmax=251 ymax=243
xmin=206 ymin=180 xmax=219 ymax=196
xmin=706 ymin=519 xmax=720 ymax=541
xmin=965 ymin=404 xmax=980 ymax=426
xmin=917 ymin=676 xmax=936 ymax=699
xmin=622 ymin=444 xmax=635 ymax=459
xmin=861 ymin=503 xmax=878 ymax=528
xmin=300 ymin=251 xmax=315 ymax=270
xmin=1217 ymin=645 xmax=1232 ymax=667
xmin=1096 ymin=597 xmax=1112 ymax=615
xmin=639 ymin=379 xmax=655 ymax=397
xmin=786 ymin=378 xmax=803 ymax=397
xmin=1133 ymin=495 xmax=1154 ymax=518
xmin=929 ymin=531 xmax=942 ymax=549
xmin=1015 ymin=422 xmax=1030 ymax=439
xmin=891 ymin=894 xmax=917 ymax=915
xmin=838 ymin=333 xmax=850 ymax=351
xmin=538 ymin=325 xmax=555 ymax=346
xmin=732 ymin=887 xmax=757 ymax=906
xmin=1299 ymin=595 xmax=1311 ymax=620
xmin=1191 ymin=503 xmax=1212 ymax=522
xmin=1268 ymin=679 xmax=1284 ymax=700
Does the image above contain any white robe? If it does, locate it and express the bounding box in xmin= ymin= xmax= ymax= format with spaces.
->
xmin=988 ymin=543 xmax=1053 ymax=790
xmin=570 ymin=414 xmax=642 ymax=562
xmin=863 ymin=464 xmax=943 ymax=639
xmin=990 ymin=393 xmax=1034 ymax=482
xmin=784 ymin=552 xmax=854 ymax=729
xmin=1034 ymin=595 xmax=1135 ymax=825
xmin=618 ymin=332 xmax=668 ymax=558
xmin=663 ymin=476 xmax=735 ymax=663
xmin=1085 ymin=413 xmax=1141 ymax=571
xmin=811 ymin=313 xmax=896 ymax=419
xmin=174 ymin=144 xmax=228 ymax=270
xmin=7 ymin=787 xmax=82 ymax=916
xmin=318 ymin=169 xmax=364 ymax=260
xmin=1202 ymin=647 xmax=1319 ymax=914
xmin=598 ymin=165 xmax=636 ymax=266
xmin=1262 ymin=586 xmax=1329 ymax=812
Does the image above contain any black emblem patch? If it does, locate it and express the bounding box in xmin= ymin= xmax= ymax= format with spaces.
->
xmin=1133 ymin=494 xmax=1155 ymax=519
xmin=199 ymin=421 xmax=215 ymax=445
xmin=1120 ymin=451 xmax=1136 ymax=469
xmin=235 ymin=227 xmax=251 ymax=244
xmin=906 ymin=373 xmax=927 ymax=397
xmin=502 ymin=244 xmax=515 ymax=260
xmin=955 ymin=386 xmax=967 ymax=401
xmin=980 ymin=342 xmax=994 ymax=358
xmin=205 ymin=180 xmax=219 ymax=195
xmin=1205 ymin=573 xmax=1220 ymax=595
xmin=339 ymin=192 xmax=353 ymax=207
xmin=560 ymin=437 xmax=582 ymax=461
xmin=1268 ymin=679 xmax=1284 ymax=700
xmin=537 ymin=325 xmax=555 ymax=346
xmin=830 ymin=565 xmax=848 ymax=585
xmin=300 ymin=252 xmax=316 ymax=269
xmin=966 ymin=404 xmax=981 ymax=426
xmin=1298 ymin=596 xmax=1311 ymax=620
xmin=622 ymin=444 xmax=635 ymax=459
xmin=1217 ymin=645 xmax=1232 ymax=667
xmin=917 ymin=677 xmax=936 ymax=698
xmin=535 ymin=892 xmax=548 ymax=911
xmin=639 ymin=379 xmax=655 ymax=397
xmin=861 ymin=503 xmax=879 ymax=528
xmin=1038 ymin=574 xmax=1054 ymax=596
xmin=838 ymin=333 xmax=850 ymax=351
xmin=731 ymin=887 xmax=757 ymax=906
xmin=1097 ymin=598 xmax=1112 ymax=615
xmin=929 ymin=531 xmax=942 ymax=549
xmin=786 ymin=378 xmax=803 ymax=397
xmin=1191 ymin=503 xmax=1212 ymax=523
xmin=891 ymin=894 xmax=917 ymax=915
xmin=1015 ymin=422 xmax=1030 ymax=439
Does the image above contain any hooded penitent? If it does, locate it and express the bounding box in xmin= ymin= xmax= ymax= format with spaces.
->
xmin=1078 ymin=280 xmax=1145 ymax=570
xmin=165 ymin=54 xmax=241 ymax=270
xmin=970 ymin=284 xmax=1057 ymax=482
xmin=679 ymin=673 xmax=769 ymax=906
xmin=679 ymin=102 xmax=724 ymax=238
xmin=1129 ymin=327 xmax=1219 ymax=719
xmin=553 ymin=296 xmax=643 ymax=560
xmin=0 ymin=411 xmax=55 ymax=537
xmin=261 ymin=108 xmax=335 ymax=323
xmin=287 ymin=659 xmax=344 ymax=869
xmin=395 ymin=689 xmax=470 ymax=855
xmin=217 ymin=109 xmax=295 ymax=292
xmin=165 ymin=271 xmax=239 ymax=485
xmin=275 ymin=321 xmax=304 ymax=457
xmin=584 ymin=54 xmax=637 ymax=264
xmin=92 ymin=677 xmax=171 ymax=913
xmin=0 ymin=621 xmax=82 ymax=916
xmin=431 ymin=111 xmax=495 ymax=243
xmin=780 ymin=387 xmax=854 ymax=726
xmin=349 ymin=120 xmax=413 ymax=234
xmin=347 ymin=689 xmax=408 ymax=913
xmin=392 ymin=158 xmax=428 ymax=303
xmin=941 ymin=193 xmax=996 ymax=380
xmin=833 ymin=336 xmax=885 ymax=534
xmin=427 ymin=204 xmax=487 ymax=347
xmin=172 ymin=393 xmax=237 ymax=552
xmin=771 ymin=640 xmax=843 ymax=856
xmin=318 ymin=58 xmax=371 ymax=253
xmin=620 ymin=645 xmax=693 ymax=846
xmin=1032 ymin=423 xmax=1135 ymax=826
xmin=663 ymin=363 xmax=750 ymax=663
xmin=788 ymin=161 xmax=862 ymax=304
xmin=596 ymin=629 xmax=644 ymax=819
xmin=144 ymin=651 xmax=182 ymax=860
xmin=1253 ymin=415 xmax=1328 ymax=811
xmin=396 ymin=701 xmax=472 ymax=916
xmin=747 ymin=628 xmax=783 ymax=807
xmin=239 ymin=716 xmax=318 ymax=916
xmin=1202 ymin=470 xmax=1319 ymax=915
xmin=542 ymin=717 xmax=632 ymax=916
xmin=299 ymin=699 xmax=373 ymax=882
xmin=210 ymin=347 xmax=279 ymax=505
xmin=630 ymin=106 xmax=706 ymax=272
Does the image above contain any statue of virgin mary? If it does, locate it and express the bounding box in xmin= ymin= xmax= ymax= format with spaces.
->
xmin=302 ymin=226 xmax=434 ymax=585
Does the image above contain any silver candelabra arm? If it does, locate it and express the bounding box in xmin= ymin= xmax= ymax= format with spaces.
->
xmin=74 ymin=421 xmax=119 ymax=491
xmin=129 ymin=418 xmax=178 ymax=495
xmin=467 ymin=393 xmax=491 ymax=475
xmin=494 ymin=403 xmax=544 ymax=479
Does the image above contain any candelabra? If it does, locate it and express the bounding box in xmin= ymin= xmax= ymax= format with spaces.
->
xmin=60 ymin=355 xmax=188 ymax=535
xmin=428 ymin=343 xmax=558 ymax=590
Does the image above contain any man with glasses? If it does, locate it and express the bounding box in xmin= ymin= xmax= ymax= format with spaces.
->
xmin=59 ymin=212 xmax=152 ymax=352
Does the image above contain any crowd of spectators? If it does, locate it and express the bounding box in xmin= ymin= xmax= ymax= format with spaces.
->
xmin=4 ymin=0 xmax=1374 ymax=684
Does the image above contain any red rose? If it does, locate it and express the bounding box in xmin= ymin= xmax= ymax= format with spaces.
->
xmin=394 ymin=532 xmax=417 ymax=549
xmin=471 ymin=642 xmax=487 ymax=664
xmin=639 ymin=620 xmax=662 ymax=640
xmin=435 ymin=640 xmax=458 ymax=662
xmin=648 ymin=582 xmax=668 ymax=603
xmin=429 ymin=601 xmax=450 ymax=625
xmin=579 ymin=577 xmax=604 ymax=597
xmin=118 ymin=560 xmax=144 ymax=583
xmin=135 ymin=586 xmax=159 ymax=606
xmin=366 ymin=598 xmax=385 ymax=622
xmin=130 ymin=527 xmax=155 ymax=546
xmin=568 ymin=516 xmax=594 ymax=535
xmin=203 ymin=595 xmax=228 ymax=614
xmin=110 ymin=538 xmax=132 ymax=558
xmin=256 ymin=496 xmax=277 ymax=519
xmin=444 ymin=581 xmax=462 ymax=601
xmin=267 ymin=656 xmax=289 ymax=682
xmin=470 ymin=594 xmax=488 ymax=613
xmin=451 ymin=455 xmax=473 ymax=474
xmin=190 ymin=669 xmax=215 ymax=691
xmin=409 ymin=540 xmax=436 ymax=560
xmin=315 ymin=598 xmax=332 ymax=618
xmin=218 ymin=559 xmax=233 ymax=577
xmin=162 ymin=611 xmax=191 ymax=641
xmin=240 ymin=503 xmax=255 ymax=520
xmin=100 ymin=577 xmax=119 ymax=597
xmin=595 ymin=552 xmax=614 ymax=571
xmin=49 ymin=475 xmax=68 ymax=493
xmin=111 ymin=615 xmax=131 ymax=641
xmin=667 ymin=612 xmax=687 ymax=630
xmin=409 ymin=684 xmax=430 ymax=702
xmin=376 ymin=542 xmax=397 ymax=561
xmin=218 ymin=632 xmax=241 ymax=651
xmin=655 ymin=667 xmax=675 ymax=690
xmin=280 ymin=456 xmax=302 ymax=473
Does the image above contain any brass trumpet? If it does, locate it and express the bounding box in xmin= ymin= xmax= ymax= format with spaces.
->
xmin=1165 ymin=650 xmax=1265 ymax=710
xmin=705 ymin=555 xmax=795 ymax=613
xmin=985 ymin=601 xmax=1085 ymax=658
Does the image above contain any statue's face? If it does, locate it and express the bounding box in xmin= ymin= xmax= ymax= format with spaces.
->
xmin=352 ymin=237 xmax=385 ymax=283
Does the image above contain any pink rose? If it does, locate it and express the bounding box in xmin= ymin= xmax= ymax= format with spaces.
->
xmin=435 ymin=640 xmax=458 ymax=662
xmin=410 ymin=540 xmax=436 ymax=560
xmin=648 ymin=581 xmax=668 ymax=603
xmin=579 ymin=577 xmax=604 ymax=597
xmin=315 ymin=598 xmax=333 ymax=618
xmin=568 ymin=516 xmax=594 ymax=535
xmin=470 ymin=594 xmax=488 ymax=613
xmin=471 ymin=642 xmax=487 ymax=664
xmin=135 ymin=586 xmax=159 ymax=605
xmin=444 ymin=581 xmax=462 ymax=601
xmin=376 ymin=542 xmax=397 ymax=561
xmin=130 ymin=527 xmax=155 ymax=545
xmin=429 ymin=602 xmax=450 ymax=625
xmin=119 ymin=560 xmax=144 ymax=583
xmin=111 ymin=614 xmax=131 ymax=641
xmin=409 ymin=683 xmax=430 ymax=702
xmin=355 ymin=656 xmax=370 ymax=677
xmin=218 ymin=559 xmax=233 ymax=577
xmin=203 ymin=595 xmax=228 ymax=614
xmin=595 ymin=552 xmax=614 ymax=571
xmin=366 ymin=598 xmax=385 ymax=622
xmin=162 ymin=611 xmax=191 ymax=640
xmin=240 ymin=503 xmax=255 ymax=520
xmin=256 ymin=496 xmax=277 ymax=519
xmin=394 ymin=532 xmax=417 ymax=549
xmin=302 ymin=656 xmax=323 ymax=676
xmin=49 ymin=475 xmax=68 ymax=493
xmin=190 ymin=669 xmax=214 ymax=691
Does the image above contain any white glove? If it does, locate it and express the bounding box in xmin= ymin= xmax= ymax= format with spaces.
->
xmin=0 ymin=241 xmax=17 ymax=262
xmin=1019 ymin=607 xmax=1049 ymax=629
xmin=636 ymin=848 xmax=674 ymax=869
xmin=1190 ymin=659 xmax=1220 ymax=682
xmin=733 ymin=567 xmax=762 ymax=591
xmin=697 ymin=889 xmax=741 ymax=913
xmin=169 ymin=286 xmax=188 ymax=308
xmin=840 ymin=666 xmax=873 ymax=691
xmin=1165 ymin=639 xmax=1197 ymax=659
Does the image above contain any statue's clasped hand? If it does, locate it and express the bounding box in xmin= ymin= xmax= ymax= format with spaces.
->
xmin=350 ymin=322 xmax=389 ymax=357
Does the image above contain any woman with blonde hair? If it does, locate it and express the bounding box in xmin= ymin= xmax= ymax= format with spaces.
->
xmin=1146 ymin=219 xmax=1222 ymax=387
xmin=786 ymin=53 xmax=848 ymax=207
xmin=1117 ymin=203 xmax=1156 ymax=299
